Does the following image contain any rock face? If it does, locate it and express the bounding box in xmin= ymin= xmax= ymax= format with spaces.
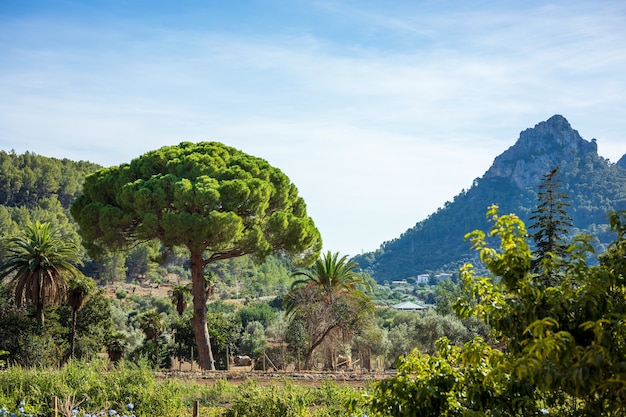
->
xmin=618 ymin=154 xmax=626 ymax=170
xmin=484 ymin=115 xmax=598 ymax=189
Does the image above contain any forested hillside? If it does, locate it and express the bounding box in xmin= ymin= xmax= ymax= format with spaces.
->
xmin=0 ymin=151 xmax=101 ymax=251
xmin=354 ymin=115 xmax=626 ymax=282
xmin=0 ymin=150 xmax=101 ymax=209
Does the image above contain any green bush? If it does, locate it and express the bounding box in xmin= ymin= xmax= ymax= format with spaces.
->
xmin=0 ymin=359 xmax=187 ymax=417
xmin=0 ymin=358 xmax=370 ymax=417
xmin=224 ymin=379 xmax=309 ymax=417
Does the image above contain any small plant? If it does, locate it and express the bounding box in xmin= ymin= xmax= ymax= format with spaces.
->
xmin=0 ymin=400 xmax=34 ymax=417
xmin=75 ymin=402 xmax=136 ymax=417
xmin=0 ymin=350 xmax=8 ymax=368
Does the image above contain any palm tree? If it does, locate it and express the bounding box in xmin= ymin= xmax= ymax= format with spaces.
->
xmin=106 ymin=332 xmax=128 ymax=362
xmin=67 ymin=275 xmax=95 ymax=358
xmin=137 ymin=310 xmax=164 ymax=340
xmin=0 ymin=221 xmax=82 ymax=328
xmin=170 ymin=283 xmax=191 ymax=316
xmin=290 ymin=251 xmax=371 ymax=302
xmin=285 ymin=251 xmax=374 ymax=369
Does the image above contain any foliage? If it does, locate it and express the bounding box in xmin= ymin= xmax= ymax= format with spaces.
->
xmin=60 ymin=289 xmax=114 ymax=360
xmin=71 ymin=141 xmax=322 ymax=370
xmin=383 ymin=309 xmax=477 ymax=360
xmin=239 ymin=321 xmax=268 ymax=358
xmin=223 ymin=379 xmax=366 ymax=417
xmin=0 ymin=151 xmax=99 ymax=273
xmin=458 ymin=207 xmax=626 ymax=415
xmin=66 ymin=275 xmax=96 ymax=359
xmin=0 ymin=221 xmax=82 ymax=327
xmin=169 ymin=284 xmax=190 ymax=317
xmin=0 ymin=359 xmax=187 ymax=417
xmin=129 ymin=334 xmax=175 ymax=370
xmin=0 ymin=150 xmax=100 ymax=210
xmin=528 ymin=166 xmax=573 ymax=284
xmin=236 ymin=300 xmax=277 ymax=330
xmin=366 ymin=207 xmax=626 ymax=416
xmin=291 ymin=251 xmax=372 ymax=297
xmin=285 ymin=252 xmax=375 ymax=369
xmin=0 ymin=358 xmax=369 ymax=417
xmin=365 ymin=337 xmax=539 ymax=417
xmin=135 ymin=310 xmax=164 ymax=341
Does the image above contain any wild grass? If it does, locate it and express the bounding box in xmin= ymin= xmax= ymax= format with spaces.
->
xmin=0 ymin=359 xmax=370 ymax=416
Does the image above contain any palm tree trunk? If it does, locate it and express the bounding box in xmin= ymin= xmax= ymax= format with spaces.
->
xmin=190 ymin=249 xmax=216 ymax=370
xmin=70 ymin=308 xmax=78 ymax=358
xmin=36 ymin=302 xmax=45 ymax=329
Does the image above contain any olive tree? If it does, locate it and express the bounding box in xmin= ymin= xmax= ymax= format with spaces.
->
xmin=71 ymin=142 xmax=321 ymax=369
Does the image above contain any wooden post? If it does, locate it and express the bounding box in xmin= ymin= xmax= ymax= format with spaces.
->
xmin=193 ymin=400 xmax=199 ymax=417
xmin=51 ymin=396 xmax=58 ymax=417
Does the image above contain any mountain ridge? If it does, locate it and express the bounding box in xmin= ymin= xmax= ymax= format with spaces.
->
xmin=354 ymin=115 xmax=626 ymax=282
xmin=484 ymin=115 xmax=598 ymax=188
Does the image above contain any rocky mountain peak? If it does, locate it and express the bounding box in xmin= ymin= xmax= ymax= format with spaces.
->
xmin=618 ymin=154 xmax=626 ymax=170
xmin=483 ymin=115 xmax=598 ymax=189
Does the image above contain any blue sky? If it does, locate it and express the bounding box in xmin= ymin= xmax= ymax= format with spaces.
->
xmin=1 ymin=1 xmax=625 ymax=258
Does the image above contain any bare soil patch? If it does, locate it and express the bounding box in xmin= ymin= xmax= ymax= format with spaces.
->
xmin=158 ymin=369 xmax=394 ymax=388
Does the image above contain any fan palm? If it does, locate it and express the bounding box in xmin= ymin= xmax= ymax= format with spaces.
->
xmin=67 ymin=275 xmax=95 ymax=358
xmin=137 ymin=310 xmax=164 ymax=340
xmin=170 ymin=283 xmax=191 ymax=316
xmin=0 ymin=221 xmax=82 ymax=328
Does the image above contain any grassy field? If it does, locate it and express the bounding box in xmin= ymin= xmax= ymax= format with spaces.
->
xmin=0 ymin=359 xmax=374 ymax=417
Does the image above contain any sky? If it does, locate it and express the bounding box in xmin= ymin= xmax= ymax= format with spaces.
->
xmin=1 ymin=1 xmax=625 ymax=258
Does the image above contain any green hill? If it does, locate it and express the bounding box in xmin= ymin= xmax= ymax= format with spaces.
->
xmin=354 ymin=115 xmax=626 ymax=282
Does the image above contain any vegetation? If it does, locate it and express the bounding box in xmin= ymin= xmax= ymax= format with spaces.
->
xmin=0 ymin=359 xmax=370 ymax=417
xmin=284 ymin=252 xmax=375 ymax=369
xmin=71 ymin=142 xmax=322 ymax=370
xmin=529 ymin=166 xmax=573 ymax=283
xmin=363 ymin=206 xmax=626 ymax=416
xmin=0 ymin=221 xmax=82 ymax=327
xmin=67 ymin=275 xmax=96 ymax=359
xmin=4 ymin=142 xmax=626 ymax=415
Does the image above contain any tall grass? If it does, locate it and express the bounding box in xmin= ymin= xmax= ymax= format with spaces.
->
xmin=0 ymin=358 xmax=186 ymax=417
xmin=0 ymin=359 xmax=370 ymax=416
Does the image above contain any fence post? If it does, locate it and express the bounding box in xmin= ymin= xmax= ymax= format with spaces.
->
xmin=193 ymin=400 xmax=199 ymax=417
xmin=51 ymin=396 xmax=58 ymax=417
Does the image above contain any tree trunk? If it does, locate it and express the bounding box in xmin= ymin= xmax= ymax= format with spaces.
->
xmin=70 ymin=308 xmax=78 ymax=358
xmin=190 ymin=249 xmax=215 ymax=370
xmin=36 ymin=302 xmax=45 ymax=329
xmin=304 ymin=323 xmax=339 ymax=370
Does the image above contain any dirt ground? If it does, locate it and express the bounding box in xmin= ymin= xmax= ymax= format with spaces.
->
xmin=159 ymin=368 xmax=394 ymax=388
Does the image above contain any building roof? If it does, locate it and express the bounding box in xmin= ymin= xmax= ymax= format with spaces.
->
xmin=392 ymin=301 xmax=427 ymax=310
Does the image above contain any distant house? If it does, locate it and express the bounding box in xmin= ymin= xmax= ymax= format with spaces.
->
xmin=391 ymin=280 xmax=408 ymax=285
xmin=416 ymin=274 xmax=430 ymax=284
xmin=392 ymin=301 xmax=427 ymax=311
